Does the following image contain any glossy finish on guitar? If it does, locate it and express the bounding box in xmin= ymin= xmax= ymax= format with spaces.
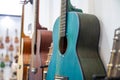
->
xmin=77 ymin=13 xmax=106 ymax=80
xmin=46 ymin=12 xmax=83 ymax=80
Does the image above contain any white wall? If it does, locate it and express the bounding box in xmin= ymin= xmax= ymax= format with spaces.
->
xmin=93 ymin=0 xmax=120 ymax=69
xmin=0 ymin=0 xmax=22 ymax=15
xmin=69 ymin=0 xmax=120 ymax=69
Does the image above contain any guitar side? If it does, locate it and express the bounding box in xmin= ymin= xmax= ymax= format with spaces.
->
xmin=17 ymin=39 xmax=24 ymax=80
xmin=46 ymin=12 xmax=83 ymax=80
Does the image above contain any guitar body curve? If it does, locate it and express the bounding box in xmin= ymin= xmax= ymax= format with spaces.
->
xmin=17 ymin=38 xmax=32 ymax=80
xmin=29 ymin=29 xmax=52 ymax=80
xmin=46 ymin=12 xmax=84 ymax=80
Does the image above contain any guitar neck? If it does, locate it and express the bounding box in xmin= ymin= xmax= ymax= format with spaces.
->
xmin=60 ymin=0 xmax=67 ymax=37
xmin=107 ymin=28 xmax=120 ymax=78
xmin=30 ymin=0 xmax=39 ymax=70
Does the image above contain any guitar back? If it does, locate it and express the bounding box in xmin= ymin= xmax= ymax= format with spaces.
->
xmin=77 ymin=13 xmax=106 ymax=80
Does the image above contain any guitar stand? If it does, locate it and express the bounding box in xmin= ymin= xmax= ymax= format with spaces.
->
xmin=40 ymin=65 xmax=48 ymax=80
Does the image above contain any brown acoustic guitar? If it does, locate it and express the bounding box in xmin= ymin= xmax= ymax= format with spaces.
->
xmin=9 ymin=38 xmax=14 ymax=51
xmin=0 ymin=37 xmax=4 ymax=49
xmin=5 ymin=28 xmax=10 ymax=43
xmin=4 ymin=47 xmax=10 ymax=62
xmin=14 ymin=29 xmax=19 ymax=43
xmin=28 ymin=0 xmax=52 ymax=80
xmin=17 ymin=1 xmax=32 ymax=80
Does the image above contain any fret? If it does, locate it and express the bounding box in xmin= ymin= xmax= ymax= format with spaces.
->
xmin=113 ymin=36 xmax=119 ymax=40
xmin=60 ymin=24 xmax=66 ymax=27
xmin=60 ymin=23 xmax=66 ymax=26
xmin=60 ymin=15 xmax=66 ymax=18
xmin=60 ymin=28 xmax=65 ymax=31
xmin=60 ymin=16 xmax=66 ymax=20
xmin=60 ymin=21 xmax=66 ymax=24
xmin=60 ymin=30 xmax=66 ymax=34
xmin=60 ymin=19 xmax=66 ymax=23
xmin=60 ymin=27 xmax=65 ymax=31
xmin=110 ymin=49 xmax=116 ymax=54
xmin=61 ymin=11 xmax=66 ymax=15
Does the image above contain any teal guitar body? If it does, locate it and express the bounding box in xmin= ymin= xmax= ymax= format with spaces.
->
xmin=46 ymin=12 xmax=84 ymax=80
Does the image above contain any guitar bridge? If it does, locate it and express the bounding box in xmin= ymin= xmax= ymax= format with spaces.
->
xmin=54 ymin=75 xmax=68 ymax=80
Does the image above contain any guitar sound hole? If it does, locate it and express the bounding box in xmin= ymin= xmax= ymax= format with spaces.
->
xmin=59 ymin=36 xmax=67 ymax=54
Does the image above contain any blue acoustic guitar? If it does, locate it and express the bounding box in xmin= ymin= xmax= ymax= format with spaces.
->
xmin=46 ymin=0 xmax=106 ymax=80
xmin=46 ymin=0 xmax=83 ymax=80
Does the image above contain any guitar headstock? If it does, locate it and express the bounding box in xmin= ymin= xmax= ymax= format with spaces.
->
xmin=111 ymin=28 xmax=120 ymax=52
xmin=114 ymin=28 xmax=120 ymax=70
xmin=29 ymin=0 xmax=33 ymax=4
xmin=20 ymin=0 xmax=32 ymax=4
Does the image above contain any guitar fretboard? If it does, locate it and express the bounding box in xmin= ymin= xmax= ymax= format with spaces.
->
xmin=60 ymin=0 xmax=67 ymax=37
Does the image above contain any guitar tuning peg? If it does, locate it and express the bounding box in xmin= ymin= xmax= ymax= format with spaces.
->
xmin=113 ymin=36 xmax=119 ymax=40
xmin=118 ymin=50 xmax=120 ymax=53
xmin=107 ymin=63 xmax=113 ymax=67
xmin=116 ymin=30 xmax=120 ymax=35
xmin=110 ymin=49 xmax=116 ymax=53
xmin=115 ymin=64 xmax=120 ymax=70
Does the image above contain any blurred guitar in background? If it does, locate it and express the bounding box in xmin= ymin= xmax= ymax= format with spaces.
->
xmin=29 ymin=0 xmax=52 ymax=80
xmin=17 ymin=1 xmax=32 ymax=80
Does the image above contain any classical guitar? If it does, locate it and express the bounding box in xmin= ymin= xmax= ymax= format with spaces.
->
xmin=0 ymin=37 xmax=4 ymax=49
xmin=9 ymin=38 xmax=14 ymax=51
xmin=4 ymin=47 xmax=10 ymax=62
xmin=107 ymin=28 xmax=120 ymax=79
xmin=14 ymin=29 xmax=19 ymax=43
xmin=28 ymin=0 xmax=52 ymax=80
xmin=5 ymin=28 xmax=10 ymax=43
xmin=17 ymin=1 xmax=31 ymax=80
xmin=46 ymin=0 xmax=83 ymax=80
xmin=46 ymin=0 xmax=106 ymax=80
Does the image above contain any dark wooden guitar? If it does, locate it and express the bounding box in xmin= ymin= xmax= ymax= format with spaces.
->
xmin=46 ymin=0 xmax=106 ymax=80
